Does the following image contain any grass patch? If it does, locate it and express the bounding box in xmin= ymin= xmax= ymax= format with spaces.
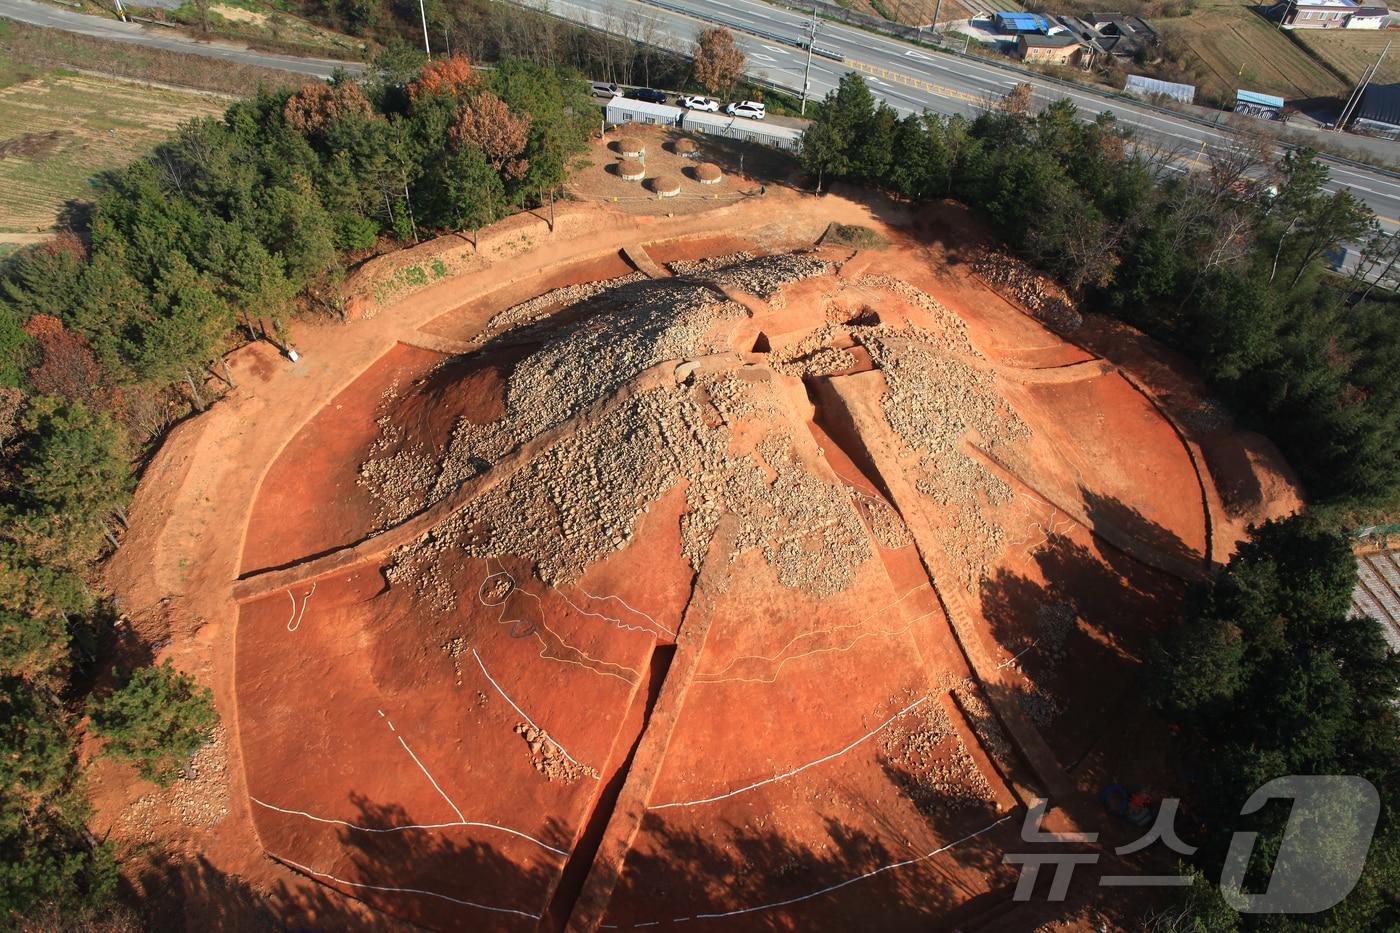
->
xmin=0 ymin=72 xmax=228 ymax=237
xmin=1291 ymin=29 xmax=1400 ymax=88
xmin=821 ymin=222 xmax=888 ymax=249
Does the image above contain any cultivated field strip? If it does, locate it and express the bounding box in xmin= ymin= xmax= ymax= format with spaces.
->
xmin=0 ymin=73 xmax=226 ymax=235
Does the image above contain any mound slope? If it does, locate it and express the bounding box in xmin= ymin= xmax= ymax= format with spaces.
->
xmin=232 ymin=239 xmax=1230 ymax=931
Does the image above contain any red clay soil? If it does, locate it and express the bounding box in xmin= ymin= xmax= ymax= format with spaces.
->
xmin=601 ymin=543 xmax=1022 ymax=931
xmin=240 ymin=342 xmax=444 ymax=574
xmin=998 ymin=372 xmax=1209 ymax=566
xmin=235 ymin=547 xmax=668 ymax=930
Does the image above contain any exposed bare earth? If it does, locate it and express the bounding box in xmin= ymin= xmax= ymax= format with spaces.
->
xmin=99 ymin=184 xmax=1300 ymax=932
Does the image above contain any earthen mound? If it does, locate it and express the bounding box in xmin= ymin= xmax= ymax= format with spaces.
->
xmin=235 ymin=242 xmax=1230 ymax=932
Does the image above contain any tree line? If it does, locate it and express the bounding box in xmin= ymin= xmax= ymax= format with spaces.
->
xmin=0 ymin=51 xmax=593 ymax=924
xmin=803 ymin=74 xmax=1400 ymax=928
xmin=801 ymin=73 xmax=1400 ymax=511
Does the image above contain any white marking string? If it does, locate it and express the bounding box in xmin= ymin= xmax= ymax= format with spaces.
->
xmin=267 ymin=852 xmax=542 ymax=920
xmin=573 ymin=585 xmax=676 ymax=638
xmin=285 ymin=582 xmax=317 ymax=632
xmin=396 ymin=734 xmax=467 ymax=824
xmin=470 ymin=648 xmax=594 ymax=775
xmin=251 ymin=797 xmax=568 ymax=857
xmin=648 ymin=695 xmax=930 ymax=810
xmin=555 ymin=586 xmax=676 ymax=639
xmin=664 ymin=814 xmax=1016 ymax=922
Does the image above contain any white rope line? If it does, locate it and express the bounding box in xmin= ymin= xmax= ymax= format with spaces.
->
xmin=268 ymin=852 xmax=542 ymax=920
xmin=996 ymin=638 xmax=1040 ymax=670
xmin=249 ymin=797 xmax=569 ymax=857
xmin=554 ymin=586 xmax=677 ymax=639
xmin=470 ymin=648 xmax=595 ymax=775
xmin=572 ymin=585 xmax=676 ymax=638
xmin=648 ymin=695 xmax=930 ymax=810
xmin=395 ymin=734 xmax=467 ymax=823
xmin=652 ymin=813 xmax=1015 ymax=922
xmin=285 ymin=582 xmax=316 ymax=632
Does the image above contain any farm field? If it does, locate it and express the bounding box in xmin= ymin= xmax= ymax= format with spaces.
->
xmin=0 ymin=71 xmax=227 ymax=243
xmin=1155 ymin=1 xmax=1350 ymax=104
xmin=1292 ymin=28 xmax=1400 ymax=86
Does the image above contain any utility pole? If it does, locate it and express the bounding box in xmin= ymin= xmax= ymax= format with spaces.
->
xmin=930 ymin=0 xmax=943 ymax=37
xmin=113 ymin=0 xmax=126 ymax=21
xmin=801 ymin=6 xmax=819 ymax=116
xmin=1336 ymin=40 xmax=1389 ymax=132
xmin=418 ymin=0 xmax=431 ymax=56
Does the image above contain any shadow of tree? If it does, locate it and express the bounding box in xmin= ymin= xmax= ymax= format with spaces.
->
xmin=978 ymin=532 xmax=1180 ymax=770
xmin=1079 ymin=487 xmax=1202 ymax=572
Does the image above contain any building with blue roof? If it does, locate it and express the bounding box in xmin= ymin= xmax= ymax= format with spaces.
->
xmin=992 ymin=11 xmax=1055 ymax=34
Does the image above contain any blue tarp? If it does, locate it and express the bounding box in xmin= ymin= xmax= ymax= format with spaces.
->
xmin=993 ymin=11 xmax=1053 ymax=33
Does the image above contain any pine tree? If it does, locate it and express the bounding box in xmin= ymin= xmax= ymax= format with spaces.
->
xmin=90 ymin=660 xmax=218 ymax=787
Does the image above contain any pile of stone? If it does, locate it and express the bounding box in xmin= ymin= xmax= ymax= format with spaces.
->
xmin=877 ymin=701 xmax=996 ymax=814
xmin=374 ymin=254 xmax=873 ymax=609
xmin=970 ymin=249 xmax=1083 ymax=331
xmin=473 ymin=272 xmax=646 ymax=347
xmin=859 ymin=310 xmax=1029 ymax=592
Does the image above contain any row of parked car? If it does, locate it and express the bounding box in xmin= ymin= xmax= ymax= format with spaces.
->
xmin=591 ymin=83 xmax=767 ymax=120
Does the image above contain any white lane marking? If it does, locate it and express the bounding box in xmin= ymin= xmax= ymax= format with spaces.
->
xmin=470 ymin=648 xmax=596 ymax=775
xmin=268 ymin=852 xmax=543 ymax=919
xmin=251 ymin=797 xmax=569 ymax=857
xmin=648 ymin=695 xmax=930 ymax=810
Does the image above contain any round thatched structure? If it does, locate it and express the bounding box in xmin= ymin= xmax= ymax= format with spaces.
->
xmin=695 ymin=162 xmax=723 ymax=185
xmin=617 ymin=159 xmax=645 ymax=181
xmin=650 ymin=174 xmax=682 ymax=198
xmin=617 ymin=134 xmax=645 ymax=158
xmin=673 ymin=137 xmax=698 ymax=156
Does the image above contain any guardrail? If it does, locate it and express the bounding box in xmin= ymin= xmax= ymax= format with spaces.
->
xmin=651 ymin=0 xmax=1400 ymax=182
xmin=638 ymin=0 xmax=843 ymax=60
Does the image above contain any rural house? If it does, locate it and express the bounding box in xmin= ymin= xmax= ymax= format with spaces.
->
xmin=1270 ymin=0 xmax=1391 ymax=28
xmin=1016 ymin=34 xmax=1083 ymax=65
xmin=1055 ymin=12 xmax=1159 ymax=60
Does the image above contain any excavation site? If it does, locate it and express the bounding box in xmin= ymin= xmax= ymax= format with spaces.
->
xmin=222 ymin=200 xmax=1297 ymax=931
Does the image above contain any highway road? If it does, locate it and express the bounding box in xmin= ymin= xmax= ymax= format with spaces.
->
xmin=0 ymin=0 xmax=361 ymax=77
xmin=526 ymin=0 xmax=1400 ymax=229
xmin=2 ymin=0 xmax=1396 ymax=228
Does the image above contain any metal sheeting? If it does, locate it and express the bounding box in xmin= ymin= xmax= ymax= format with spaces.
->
xmin=604 ymin=98 xmax=684 ymax=127
xmin=674 ymin=110 xmax=805 ymax=152
xmin=1123 ymin=73 xmax=1196 ymax=104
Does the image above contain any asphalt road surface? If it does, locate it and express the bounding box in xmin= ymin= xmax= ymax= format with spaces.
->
xmin=530 ymin=0 xmax=1400 ymax=230
xmin=2 ymin=0 xmax=1396 ymax=229
xmin=0 ymin=0 xmax=361 ymax=77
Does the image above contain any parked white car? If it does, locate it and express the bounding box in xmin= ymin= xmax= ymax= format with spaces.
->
xmin=725 ymin=100 xmax=766 ymax=120
xmin=679 ymin=95 xmax=721 ymax=112
xmin=590 ymin=82 xmax=620 ymax=98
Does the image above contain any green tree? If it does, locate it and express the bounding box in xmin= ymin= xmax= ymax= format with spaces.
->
xmin=90 ymin=660 xmax=218 ymax=787
xmin=1 ymin=396 xmax=130 ymax=574
xmin=1145 ymin=515 xmax=1400 ymax=928
xmin=0 ymin=679 xmax=115 ymax=921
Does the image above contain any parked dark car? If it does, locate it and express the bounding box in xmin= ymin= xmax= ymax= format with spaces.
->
xmin=624 ymin=87 xmax=667 ymax=104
